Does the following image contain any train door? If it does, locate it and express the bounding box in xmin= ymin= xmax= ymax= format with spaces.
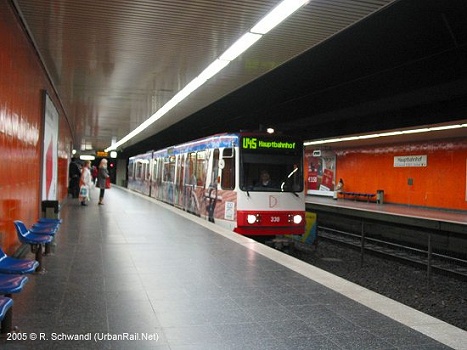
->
xmin=151 ymin=156 xmax=163 ymax=200
xmin=205 ymin=149 xmax=219 ymax=222
xmin=127 ymin=158 xmax=135 ymax=190
xmin=174 ymin=153 xmax=186 ymax=208
xmin=162 ymin=155 xmax=175 ymax=204
xmin=194 ymin=150 xmax=208 ymax=217
xmin=219 ymin=147 xmax=235 ymax=191
xmin=144 ymin=157 xmax=152 ymax=196
xmin=218 ymin=147 xmax=237 ymax=226
xmin=183 ymin=152 xmax=199 ymax=214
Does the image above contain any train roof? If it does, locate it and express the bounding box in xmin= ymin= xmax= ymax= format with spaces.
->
xmin=129 ymin=132 xmax=302 ymax=159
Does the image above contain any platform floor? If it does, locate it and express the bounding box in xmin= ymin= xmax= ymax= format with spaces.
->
xmin=3 ymin=187 xmax=466 ymax=349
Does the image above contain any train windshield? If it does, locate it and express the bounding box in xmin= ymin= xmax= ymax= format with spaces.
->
xmin=239 ymin=136 xmax=303 ymax=193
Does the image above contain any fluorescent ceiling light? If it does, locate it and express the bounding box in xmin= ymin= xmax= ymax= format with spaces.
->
xmin=106 ymin=0 xmax=310 ymax=152
xmin=428 ymin=124 xmax=462 ymax=131
xmin=378 ymin=131 xmax=403 ymax=137
xmin=304 ymin=123 xmax=467 ymax=146
xmin=251 ymin=0 xmax=310 ymax=34
xmin=198 ymin=59 xmax=231 ymax=81
xmin=401 ymin=128 xmax=430 ymax=134
xmin=80 ymin=155 xmax=95 ymax=161
xmin=172 ymin=77 xmax=207 ymax=104
xmin=219 ymin=33 xmax=262 ymax=61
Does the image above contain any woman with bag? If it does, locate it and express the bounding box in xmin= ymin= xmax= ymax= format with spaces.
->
xmin=79 ymin=160 xmax=92 ymax=206
xmin=97 ymin=158 xmax=110 ymax=205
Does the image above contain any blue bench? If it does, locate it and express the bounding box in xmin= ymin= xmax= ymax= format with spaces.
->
xmin=0 ymin=274 xmax=28 ymax=334
xmin=13 ymin=221 xmax=54 ymax=273
xmin=0 ymin=248 xmax=39 ymax=274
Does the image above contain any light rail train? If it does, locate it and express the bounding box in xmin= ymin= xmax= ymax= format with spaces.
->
xmin=127 ymin=132 xmax=305 ymax=237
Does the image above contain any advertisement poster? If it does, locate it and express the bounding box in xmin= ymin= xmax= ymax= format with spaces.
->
xmin=304 ymin=149 xmax=336 ymax=196
xmin=42 ymin=93 xmax=58 ymax=200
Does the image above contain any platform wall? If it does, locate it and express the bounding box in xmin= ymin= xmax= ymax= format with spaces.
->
xmin=0 ymin=3 xmax=72 ymax=253
xmin=332 ymin=138 xmax=467 ymax=210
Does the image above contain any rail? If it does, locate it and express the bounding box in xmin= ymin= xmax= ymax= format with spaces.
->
xmin=317 ymin=225 xmax=467 ymax=283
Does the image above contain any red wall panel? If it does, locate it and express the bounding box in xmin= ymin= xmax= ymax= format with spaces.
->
xmin=0 ymin=3 xmax=72 ymax=253
xmin=332 ymin=139 xmax=467 ymax=210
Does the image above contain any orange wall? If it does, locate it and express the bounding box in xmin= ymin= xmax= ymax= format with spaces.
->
xmin=0 ymin=3 xmax=72 ymax=253
xmin=330 ymin=139 xmax=467 ymax=210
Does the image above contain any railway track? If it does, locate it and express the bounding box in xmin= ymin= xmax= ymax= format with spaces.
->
xmin=316 ymin=225 xmax=467 ymax=280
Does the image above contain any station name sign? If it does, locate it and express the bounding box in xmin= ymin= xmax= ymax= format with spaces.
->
xmin=242 ymin=137 xmax=296 ymax=150
xmin=394 ymin=155 xmax=427 ymax=167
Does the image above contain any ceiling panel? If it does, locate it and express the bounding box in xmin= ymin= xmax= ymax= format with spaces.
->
xmin=13 ymin=0 xmax=396 ymax=152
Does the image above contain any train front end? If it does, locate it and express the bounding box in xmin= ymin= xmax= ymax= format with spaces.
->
xmin=235 ymin=134 xmax=305 ymax=237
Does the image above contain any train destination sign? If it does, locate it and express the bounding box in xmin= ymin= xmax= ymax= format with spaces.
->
xmin=242 ymin=137 xmax=297 ymax=150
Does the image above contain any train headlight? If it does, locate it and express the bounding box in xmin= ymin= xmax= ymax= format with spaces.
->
xmin=290 ymin=214 xmax=303 ymax=224
xmin=247 ymin=214 xmax=260 ymax=224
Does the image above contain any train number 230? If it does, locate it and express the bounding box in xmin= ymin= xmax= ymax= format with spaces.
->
xmin=270 ymin=216 xmax=281 ymax=223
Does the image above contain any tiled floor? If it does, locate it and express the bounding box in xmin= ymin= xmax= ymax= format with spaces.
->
xmin=2 ymin=187 xmax=465 ymax=349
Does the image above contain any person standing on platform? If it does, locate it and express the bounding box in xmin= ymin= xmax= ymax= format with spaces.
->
xmin=91 ymin=165 xmax=98 ymax=185
xmin=69 ymin=157 xmax=81 ymax=198
xmin=79 ymin=160 xmax=92 ymax=206
xmin=97 ymin=159 xmax=110 ymax=205
xmin=333 ymin=178 xmax=344 ymax=200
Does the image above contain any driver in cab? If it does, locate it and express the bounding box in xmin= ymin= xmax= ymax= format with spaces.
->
xmin=257 ymin=170 xmax=276 ymax=188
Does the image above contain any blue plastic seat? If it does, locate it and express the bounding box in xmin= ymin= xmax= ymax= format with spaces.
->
xmin=0 ymin=248 xmax=39 ymax=274
xmin=0 ymin=274 xmax=29 ymax=295
xmin=0 ymin=296 xmax=13 ymax=321
xmin=34 ymin=220 xmax=60 ymax=227
xmin=0 ymin=275 xmax=28 ymax=334
xmin=37 ymin=218 xmax=62 ymax=224
xmin=15 ymin=220 xmax=56 ymax=236
xmin=14 ymin=221 xmax=55 ymax=243
xmin=34 ymin=218 xmax=61 ymax=229
xmin=14 ymin=220 xmax=54 ymax=272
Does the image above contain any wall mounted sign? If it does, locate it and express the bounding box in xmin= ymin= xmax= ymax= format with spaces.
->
xmin=394 ymin=155 xmax=427 ymax=167
xmin=42 ymin=92 xmax=58 ymax=200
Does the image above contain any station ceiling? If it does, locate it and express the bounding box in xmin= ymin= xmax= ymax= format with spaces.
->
xmin=12 ymin=0 xmax=467 ymax=157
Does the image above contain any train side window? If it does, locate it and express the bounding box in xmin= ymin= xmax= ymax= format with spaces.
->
xmin=220 ymin=148 xmax=235 ymax=190
xmin=211 ymin=149 xmax=219 ymax=187
xmin=176 ymin=153 xmax=185 ymax=188
xmin=128 ymin=161 xmax=134 ymax=179
xmin=152 ymin=158 xmax=157 ymax=182
xmin=136 ymin=161 xmax=143 ymax=179
xmin=196 ymin=151 xmax=207 ymax=187
xmin=145 ymin=160 xmax=151 ymax=181
xmin=163 ymin=156 xmax=175 ymax=183
xmin=185 ymin=152 xmax=197 ymax=186
xmin=152 ymin=158 xmax=162 ymax=184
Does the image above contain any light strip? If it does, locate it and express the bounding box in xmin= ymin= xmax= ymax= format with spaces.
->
xmin=251 ymin=0 xmax=310 ymax=34
xmin=80 ymin=155 xmax=95 ymax=161
xmin=219 ymin=33 xmax=262 ymax=61
xmin=106 ymin=0 xmax=310 ymax=152
xmin=304 ymin=123 xmax=467 ymax=146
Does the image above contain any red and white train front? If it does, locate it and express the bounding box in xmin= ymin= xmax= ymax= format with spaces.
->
xmin=234 ymin=135 xmax=305 ymax=236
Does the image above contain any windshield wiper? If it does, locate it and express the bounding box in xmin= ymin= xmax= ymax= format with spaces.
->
xmin=281 ymin=167 xmax=299 ymax=196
